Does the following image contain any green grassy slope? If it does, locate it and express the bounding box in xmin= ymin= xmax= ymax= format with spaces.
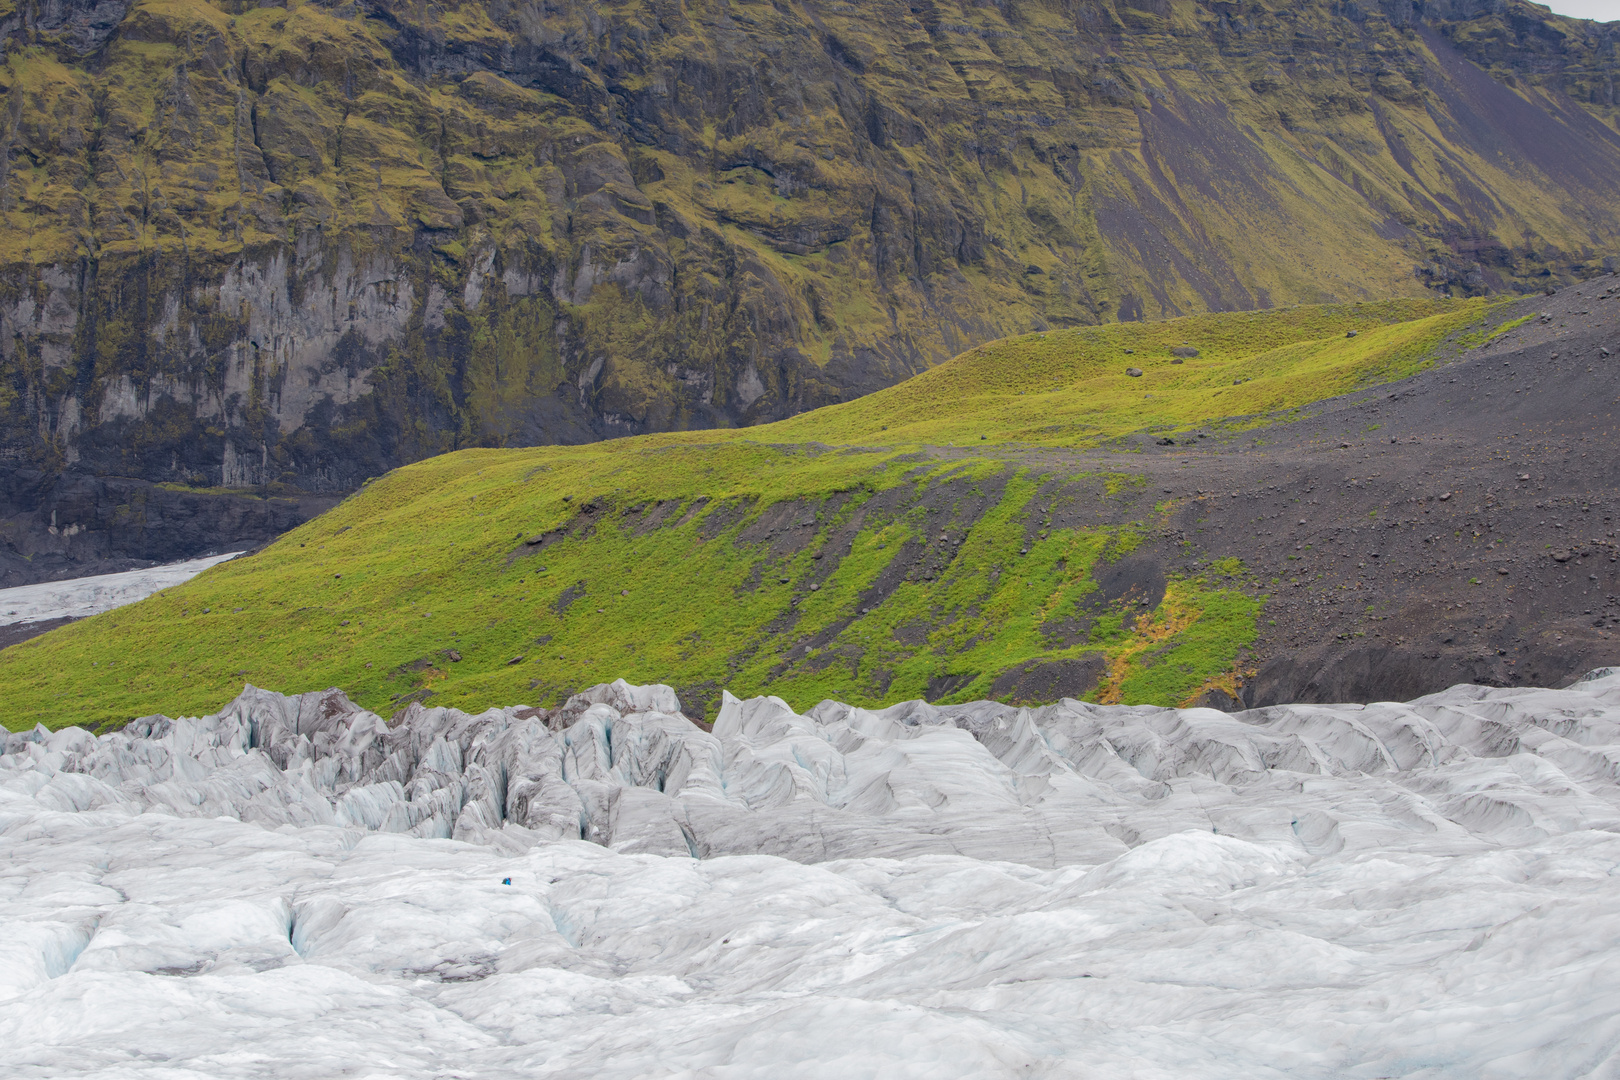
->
xmin=762 ymin=297 xmax=1483 ymax=447
xmin=0 ymin=297 xmax=1510 ymax=730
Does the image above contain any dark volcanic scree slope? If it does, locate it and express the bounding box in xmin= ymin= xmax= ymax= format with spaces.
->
xmin=1116 ymin=279 xmax=1620 ymax=704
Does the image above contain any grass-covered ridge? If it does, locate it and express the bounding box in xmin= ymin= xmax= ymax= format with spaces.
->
xmin=2 ymin=444 xmax=1260 ymax=729
xmin=0 ymin=298 xmax=1508 ymax=730
xmin=756 ymin=296 xmax=1492 ymax=447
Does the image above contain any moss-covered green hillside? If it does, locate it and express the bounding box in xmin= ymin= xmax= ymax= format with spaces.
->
xmin=763 ymin=296 xmax=1482 ymax=446
xmin=0 ymin=296 xmax=1511 ymax=729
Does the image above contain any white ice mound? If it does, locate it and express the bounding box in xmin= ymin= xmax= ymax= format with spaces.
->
xmin=4 ymin=673 xmax=1620 ymax=1078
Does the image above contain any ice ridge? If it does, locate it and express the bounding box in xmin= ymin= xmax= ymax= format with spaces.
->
xmin=4 ymin=673 xmax=1620 ymax=1078
xmin=7 ymin=672 xmax=1620 ymax=861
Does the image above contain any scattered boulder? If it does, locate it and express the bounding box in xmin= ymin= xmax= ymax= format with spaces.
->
xmin=1192 ymin=686 xmax=1243 ymax=711
xmin=1345 ymin=330 xmax=1358 ymax=338
xmin=1126 ymin=367 xmax=1143 ymax=377
xmin=1171 ymin=357 xmax=1184 ymax=365
xmin=1171 ymin=346 xmax=1200 ymax=358
xmin=507 ymin=655 xmax=526 ymax=665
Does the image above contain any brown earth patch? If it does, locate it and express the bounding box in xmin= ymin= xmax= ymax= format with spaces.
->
xmin=0 ymin=617 xmax=77 ymax=651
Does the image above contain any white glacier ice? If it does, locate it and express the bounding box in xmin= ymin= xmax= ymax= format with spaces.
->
xmin=3 ymin=672 xmax=1620 ymax=1077
xmin=0 ymin=552 xmax=242 ymax=627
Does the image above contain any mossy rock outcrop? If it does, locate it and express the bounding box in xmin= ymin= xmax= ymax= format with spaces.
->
xmin=0 ymin=0 xmax=1615 ymax=500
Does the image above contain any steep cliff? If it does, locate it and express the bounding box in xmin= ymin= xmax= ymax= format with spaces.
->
xmin=0 ymin=0 xmax=1617 ymax=507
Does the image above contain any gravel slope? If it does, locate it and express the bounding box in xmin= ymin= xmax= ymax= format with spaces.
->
xmin=989 ymin=276 xmax=1620 ymax=704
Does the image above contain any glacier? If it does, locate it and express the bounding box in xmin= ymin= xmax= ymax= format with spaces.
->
xmin=0 ymin=552 xmax=242 ymax=627
xmin=3 ymin=673 xmax=1620 ymax=1078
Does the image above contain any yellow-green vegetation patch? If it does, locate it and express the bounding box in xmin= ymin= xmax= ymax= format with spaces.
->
xmin=153 ymin=484 xmax=298 ymax=500
xmin=748 ymin=297 xmax=1500 ymax=447
xmin=1482 ymin=313 xmax=1536 ymax=343
xmin=2 ymin=443 xmax=1253 ymax=730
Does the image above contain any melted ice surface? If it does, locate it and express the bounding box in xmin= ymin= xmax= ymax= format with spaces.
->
xmin=0 ymin=552 xmax=241 ymax=625
xmin=4 ymin=673 xmax=1620 ymax=1078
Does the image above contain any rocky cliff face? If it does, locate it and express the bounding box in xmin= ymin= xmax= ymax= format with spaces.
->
xmin=0 ymin=0 xmax=1617 ymax=507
